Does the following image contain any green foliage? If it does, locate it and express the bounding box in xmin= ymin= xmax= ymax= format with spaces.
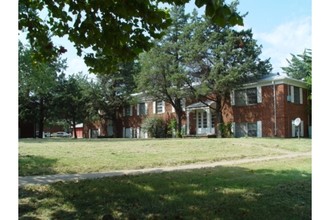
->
xmin=282 ymin=49 xmax=312 ymax=99
xmin=141 ymin=117 xmax=167 ymax=138
xmin=19 ymin=41 xmax=67 ymax=137
xmin=19 ymin=0 xmax=243 ymax=72
xmin=136 ymin=6 xmax=191 ymax=135
xmin=167 ymin=118 xmax=178 ymax=137
xmin=219 ymin=123 xmax=233 ymax=138
xmin=182 ymin=1 xmax=272 ymax=137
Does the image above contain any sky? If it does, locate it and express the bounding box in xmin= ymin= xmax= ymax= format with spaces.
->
xmin=186 ymin=0 xmax=311 ymax=74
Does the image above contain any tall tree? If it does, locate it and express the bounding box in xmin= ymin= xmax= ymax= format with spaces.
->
xmin=184 ymin=2 xmax=272 ymax=137
xmin=92 ymin=61 xmax=139 ymax=137
xmin=54 ymin=73 xmax=92 ymax=138
xmin=19 ymin=41 xmax=66 ymax=138
xmin=282 ymin=49 xmax=312 ymax=97
xmin=19 ymin=0 xmax=243 ymax=72
xmin=136 ymin=5 xmax=191 ymax=137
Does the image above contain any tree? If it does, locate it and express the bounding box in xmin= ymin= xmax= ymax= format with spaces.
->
xmin=19 ymin=41 xmax=67 ymax=138
xmin=92 ymin=61 xmax=139 ymax=137
xmin=282 ymin=49 xmax=312 ymax=97
xmin=136 ymin=5 xmax=191 ymax=137
xmin=19 ymin=0 xmax=243 ymax=72
xmin=54 ymin=73 xmax=92 ymax=138
xmin=184 ymin=2 xmax=272 ymax=137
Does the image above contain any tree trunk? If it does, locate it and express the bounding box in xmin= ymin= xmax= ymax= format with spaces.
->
xmin=72 ymin=117 xmax=77 ymax=139
xmin=111 ymin=113 xmax=118 ymax=138
xmin=176 ymin=111 xmax=183 ymax=138
xmin=215 ymin=98 xmax=223 ymax=138
xmin=38 ymin=98 xmax=44 ymax=138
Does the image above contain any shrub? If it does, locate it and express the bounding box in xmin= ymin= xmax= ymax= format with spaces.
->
xmin=219 ymin=123 xmax=233 ymax=138
xmin=141 ymin=117 xmax=167 ymax=138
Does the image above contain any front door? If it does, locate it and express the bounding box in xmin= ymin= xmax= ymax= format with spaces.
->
xmin=196 ymin=111 xmax=208 ymax=134
xmin=196 ymin=110 xmax=215 ymax=135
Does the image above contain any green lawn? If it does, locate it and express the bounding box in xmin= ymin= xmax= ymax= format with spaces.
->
xmin=19 ymin=138 xmax=311 ymax=219
xmin=19 ymin=138 xmax=311 ymax=176
xmin=19 ymin=157 xmax=311 ymax=219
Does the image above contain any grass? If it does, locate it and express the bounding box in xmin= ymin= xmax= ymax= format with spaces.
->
xmin=19 ymin=156 xmax=311 ymax=219
xmin=19 ymin=138 xmax=311 ymax=176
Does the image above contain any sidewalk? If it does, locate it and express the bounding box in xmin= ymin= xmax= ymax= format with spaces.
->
xmin=19 ymin=152 xmax=311 ymax=187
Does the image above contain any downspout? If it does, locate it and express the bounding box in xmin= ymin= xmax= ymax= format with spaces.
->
xmin=273 ymin=81 xmax=277 ymax=136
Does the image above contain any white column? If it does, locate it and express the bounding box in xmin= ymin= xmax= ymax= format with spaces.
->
xmin=186 ymin=110 xmax=190 ymax=135
xmin=206 ymin=108 xmax=211 ymax=134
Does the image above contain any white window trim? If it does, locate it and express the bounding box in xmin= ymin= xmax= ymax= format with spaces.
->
xmin=299 ymin=88 xmax=303 ymax=104
xmin=257 ymin=86 xmax=262 ymax=103
xmin=257 ymin=121 xmax=262 ymax=137
xmin=230 ymin=90 xmax=235 ymax=106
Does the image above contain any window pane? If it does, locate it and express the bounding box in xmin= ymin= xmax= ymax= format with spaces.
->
xmin=248 ymin=123 xmax=257 ymax=137
xmin=236 ymin=123 xmax=247 ymax=137
xmin=125 ymin=106 xmax=130 ymax=116
xmin=139 ymin=103 xmax=145 ymax=115
xmin=247 ymin=88 xmax=257 ymax=104
xmin=203 ymin=111 xmax=207 ymax=128
xmin=156 ymin=101 xmax=163 ymax=113
xmin=294 ymin=87 xmax=300 ymax=104
xmin=235 ymin=90 xmax=246 ymax=106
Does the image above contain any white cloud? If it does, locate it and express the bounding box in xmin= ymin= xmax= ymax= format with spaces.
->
xmin=256 ymin=16 xmax=311 ymax=73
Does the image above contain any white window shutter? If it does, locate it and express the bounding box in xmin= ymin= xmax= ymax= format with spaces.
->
xmin=130 ymin=128 xmax=133 ymax=138
xmin=299 ymin=88 xmax=303 ymax=104
xmin=231 ymin=122 xmax=236 ymax=137
xmin=130 ymin=105 xmax=133 ymax=116
xmin=153 ymin=101 xmax=156 ymax=114
xmin=136 ymin=104 xmax=140 ymax=116
xmin=257 ymin=121 xmax=262 ymax=137
xmin=230 ymin=90 xmax=235 ymax=106
xmin=145 ymin=103 xmax=148 ymax=114
xmin=137 ymin=127 xmax=140 ymax=138
xmin=257 ymin=86 xmax=262 ymax=103
xmin=162 ymin=101 xmax=165 ymax=113
xmin=291 ymin=86 xmax=294 ymax=103
xmin=291 ymin=120 xmax=295 ymax=137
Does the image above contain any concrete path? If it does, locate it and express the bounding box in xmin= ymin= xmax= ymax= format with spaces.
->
xmin=19 ymin=152 xmax=311 ymax=187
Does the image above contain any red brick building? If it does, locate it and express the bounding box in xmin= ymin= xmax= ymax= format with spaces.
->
xmin=94 ymin=74 xmax=310 ymax=138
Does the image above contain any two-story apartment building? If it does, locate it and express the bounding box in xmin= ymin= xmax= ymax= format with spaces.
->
xmin=91 ymin=73 xmax=310 ymax=138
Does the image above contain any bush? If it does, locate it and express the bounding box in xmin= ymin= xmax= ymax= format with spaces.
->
xmin=219 ymin=123 xmax=233 ymax=138
xmin=141 ymin=117 xmax=167 ymax=138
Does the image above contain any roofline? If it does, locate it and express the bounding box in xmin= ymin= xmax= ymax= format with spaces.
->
xmin=241 ymin=74 xmax=308 ymax=89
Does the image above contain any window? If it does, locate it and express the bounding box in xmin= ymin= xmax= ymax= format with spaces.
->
xmin=246 ymin=88 xmax=257 ymax=104
xmin=234 ymin=122 xmax=261 ymax=137
xmin=138 ymin=103 xmax=146 ymax=115
xmin=123 ymin=105 xmax=132 ymax=116
xmin=288 ymin=85 xmax=303 ymax=104
xmin=156 ymin=101 xmax=164 ymax=114
xmin=247 ymin=123 xmax=257 ymax=137
xmin=234 ymin=88 xmax=258 ymax=106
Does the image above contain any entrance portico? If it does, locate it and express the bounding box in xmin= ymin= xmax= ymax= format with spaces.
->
xmin=186 ymin=100 xmax=215 ymax=135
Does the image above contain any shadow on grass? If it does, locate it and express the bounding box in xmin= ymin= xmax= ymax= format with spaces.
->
xmin=19 ymin=155 xmax=58 ymax=176
xmin=19 ymin=166 xmax=311 ymax=220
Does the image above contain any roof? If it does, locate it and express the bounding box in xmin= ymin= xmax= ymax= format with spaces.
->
xmin=243 ymin=73 xmax=308 ymax=89
xmin=186 ymin=100 xmax=215 ymax=110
